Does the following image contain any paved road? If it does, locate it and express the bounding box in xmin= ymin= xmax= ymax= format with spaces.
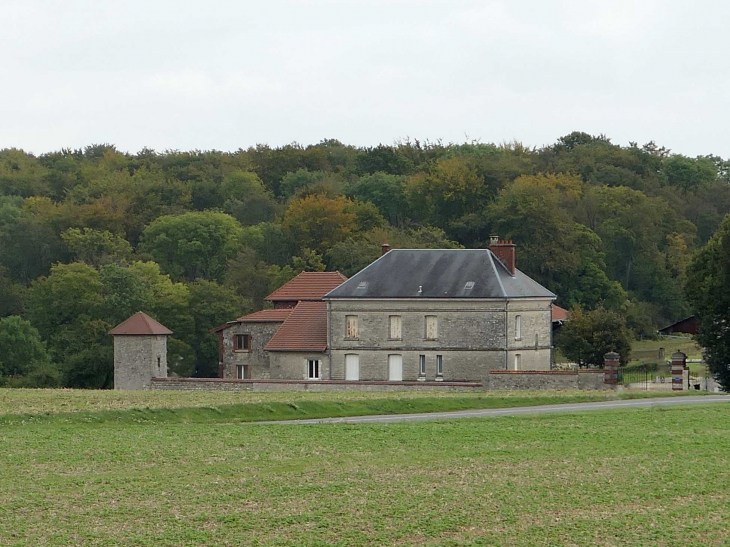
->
xmin=258 ymin=395 xmax=730 ymax=425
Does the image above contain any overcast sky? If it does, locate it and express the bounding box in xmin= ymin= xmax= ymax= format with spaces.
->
xmin=1 ymin=0 xmax=728 ymax=157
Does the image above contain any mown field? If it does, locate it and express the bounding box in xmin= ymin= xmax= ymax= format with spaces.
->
xmin=0 ymin=388 xmax=698 ymax=424
xmin=1 ymin=400 xmax=729 ymax=546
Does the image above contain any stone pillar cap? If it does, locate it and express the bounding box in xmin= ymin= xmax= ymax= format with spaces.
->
xmin=604 ymin=352 xmax=620 ymax=359
xmin=671 ymin=351 xmax=687 ymax=360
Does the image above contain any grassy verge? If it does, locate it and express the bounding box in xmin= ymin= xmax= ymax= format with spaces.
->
xmin=0 ymin=389 xmax=707 ymax=426
xmin=1 ymin=404 xmax=729 ymax=545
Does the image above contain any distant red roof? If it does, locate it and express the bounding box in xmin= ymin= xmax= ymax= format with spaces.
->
xmin=109 ymin=311 xmax=173 ymax=335
xmin=552 ymin=305 xmax=569 ymax=322
xmin=236 ymin=309 xmax=293 ymax=322
xmin=266 ymin=271 xmax=347 ymax=302
xmin=264 ymin=301 xmax=328 ymax=352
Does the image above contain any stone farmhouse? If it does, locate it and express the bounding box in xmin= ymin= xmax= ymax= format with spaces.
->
xmin=213 ymin=238 xmax=557 ymax=384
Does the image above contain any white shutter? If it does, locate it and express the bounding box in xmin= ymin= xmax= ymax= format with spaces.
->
xmin=388 ymin=355 xmax=403 ymax=381
xmin=389 ymin=316 xmax=402 ymax=339
xmin=346 ymin=315 xmax=359 ymax=339
xmin=425 ymin=316 xmax=438 ymax=340
xmin=345 ymin=354 xmax=359 ymax=380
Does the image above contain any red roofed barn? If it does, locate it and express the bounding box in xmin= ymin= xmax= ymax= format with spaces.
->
xmin=213 ymin=272 xmax=347 ymax=381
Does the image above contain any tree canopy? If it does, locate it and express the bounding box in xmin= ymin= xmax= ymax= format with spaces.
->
xmin=686 ymin=213 xmax=730 ymax=390
xmin=1 ymin=132 xmax=728 ymax=386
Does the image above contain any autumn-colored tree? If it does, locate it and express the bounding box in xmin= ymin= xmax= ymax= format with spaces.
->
xmin=282 ymin=195 xmax=358 ymax=254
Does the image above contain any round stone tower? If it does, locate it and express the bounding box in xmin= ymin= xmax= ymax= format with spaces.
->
xmin=109 ymin=311 xmax=173 ymax=390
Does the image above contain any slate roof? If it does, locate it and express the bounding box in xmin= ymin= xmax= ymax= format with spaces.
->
xmin=324 ymin=249 xmax=555 ymax=299
xmin=109 ymin=311 xmax=173 ymax=335
xmin=264 ymin=301 xmax=328 ymax=352
xmin=266 ymin=271 xmax=348 ymax=301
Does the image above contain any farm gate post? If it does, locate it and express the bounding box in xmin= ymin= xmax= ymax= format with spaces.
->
xmin=604 ymin=352 xmax=619 ymax=386
xmin=671 ymin=351 xmax=687 ymax=391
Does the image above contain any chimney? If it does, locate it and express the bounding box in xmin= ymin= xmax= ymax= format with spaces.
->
xmin=381 ymin=240 xmax=391 ymax=256
xmin=489 ymin=236 xmax=516 ymax=275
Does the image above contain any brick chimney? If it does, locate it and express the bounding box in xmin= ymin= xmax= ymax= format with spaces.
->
xmin=489 ymin=236 xmax=516 ymax=275
xmin=381 ymin=240 xmax=391 ymax=256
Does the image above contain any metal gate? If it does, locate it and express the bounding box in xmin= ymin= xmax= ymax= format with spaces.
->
xmin=617 ymin=363 xmax=670 ymax=390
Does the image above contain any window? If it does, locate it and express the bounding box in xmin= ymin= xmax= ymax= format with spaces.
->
xmin=436 ymin=354 xmax=443 ymax=376
xmin=419 ymin=355 xmax=426 ymax=376
xmin=308 ymin=359 xmax=321 ymax=380
xmin=515 ymin=315 xmax=521 ymax=340
xmin=235 ymin=334 xmax=251 ymax=352
xmin=514 ymin=354 xmax=521 ymax=371
xmin=389 ymin=315 xmax=402 ymax=340
xmin=236 ymin=365 xmax=249 ymax=379
xmin=157 ymin=356 xmax=161 ymax=371
xmin=425 ymin=316 xmax=438 ymax=340
xmin=346 ymin=315 xmax=359 ymax=339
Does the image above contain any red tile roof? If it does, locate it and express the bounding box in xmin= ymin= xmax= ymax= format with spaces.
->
xmin=236 ymin=309 xmax=293 ymax=322
xmin=264 ymin=301 xmax=328 ymax=352
xmin=552 ymin=305 xmax=569 ymax=322
xmin=109 ymin=311 xmax=173 ymax=335
xmin=266 ymin=271 xmax=347 ymax=302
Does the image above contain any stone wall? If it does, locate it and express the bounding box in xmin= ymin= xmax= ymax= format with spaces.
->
xmin=151 ymin=377 xmax=481 ymax=392
xmin=486 ymin=370 xmax=608 ymax=390
xmin=221 ymin=321 xmax=283 ymax=379
xmin=151 ymin=370 xmax=610 ymax=392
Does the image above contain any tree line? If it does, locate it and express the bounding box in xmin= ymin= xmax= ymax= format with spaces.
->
xmin=1 ymin=132 xmax=729 ymax=387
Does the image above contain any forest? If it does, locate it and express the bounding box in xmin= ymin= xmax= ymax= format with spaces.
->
xmin=1 ymin=132 xmax=729 ymax=388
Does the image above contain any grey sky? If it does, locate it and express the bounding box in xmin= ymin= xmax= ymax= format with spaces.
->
xmin=1 ymin=0 xmax=728 ymax=157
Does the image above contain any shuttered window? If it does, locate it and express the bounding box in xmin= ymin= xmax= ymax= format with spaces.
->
xmin=235 ymin=334 xmax=251 ymax=351
xmin=346 ymin=315 xmax=359 ymax=339
xmin=425 ymin=316 xmax=438 ymax=340
xmin=389 ymin=315 xmax=402 ymax=340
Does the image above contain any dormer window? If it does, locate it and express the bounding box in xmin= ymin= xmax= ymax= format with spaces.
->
xmin=464 ymin=281 xmax=475 ymax=290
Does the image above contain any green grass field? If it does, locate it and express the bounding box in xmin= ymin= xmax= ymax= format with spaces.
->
xmin=1 ymin=398 xmax=729 ymax=546
xmin=631 ymin=336 xmax=703 ymax=362
xmin=0 ymin=388 xmax=699 ymax=425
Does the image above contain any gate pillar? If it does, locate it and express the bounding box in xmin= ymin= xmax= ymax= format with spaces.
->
xmin=671 ymin=351 xmax=687 ymax=391
xmin=604 ymin=352 xmax=620 ymax=387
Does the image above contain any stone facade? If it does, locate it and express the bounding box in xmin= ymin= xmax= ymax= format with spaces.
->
xmin=221 ymin=321 xmax=283 ymax=379
xmin=113 ymin=335 xmax=167 ymax=390
xmin=327 ymin=298 xmax=553 ymax=382
xmin=270 ymin=351 xmax=329 ymax=380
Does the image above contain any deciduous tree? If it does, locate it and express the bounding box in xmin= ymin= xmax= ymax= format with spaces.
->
xmin=556 ymin=307 xmax=633 ymax=367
